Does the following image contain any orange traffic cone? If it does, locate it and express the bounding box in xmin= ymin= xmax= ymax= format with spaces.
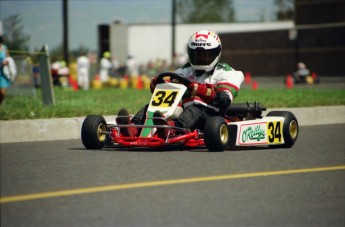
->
xmin=245 ymin=72 xmax=252 ymax=84
xmin=137 ymin=75 xmax=143 ymax=90
xmin=252 ymin=80 xmax=258 ymax=90
xmin=68 ymin=76 xmax=79 ymax=91
xmin=311 ymin=72 xmax=317 ymax=80
xmin=286 ymin=74 xmax=294 ymax=89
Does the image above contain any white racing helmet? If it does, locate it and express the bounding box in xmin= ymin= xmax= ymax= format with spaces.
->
xmin=187 ymin=30 xmax=222 ymax=72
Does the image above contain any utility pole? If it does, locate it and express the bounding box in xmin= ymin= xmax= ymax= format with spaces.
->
xmin=63 ymin=0 xmax=69 ymax=65
xmin=171 ymin=0 xmax=176 ymax=67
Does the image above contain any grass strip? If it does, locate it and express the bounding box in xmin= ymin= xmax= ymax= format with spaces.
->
xmin=1 ymin=87 xmax=344 ymax=120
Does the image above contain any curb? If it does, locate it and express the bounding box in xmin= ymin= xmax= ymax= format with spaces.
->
xmin=1 ymin=106 xmax=344 ymax=144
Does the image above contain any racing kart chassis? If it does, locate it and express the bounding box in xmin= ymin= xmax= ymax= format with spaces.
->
xmin=81 ymin=73 xmax=299 ymax=152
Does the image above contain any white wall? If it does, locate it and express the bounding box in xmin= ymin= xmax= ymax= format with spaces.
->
xmin=128 ymin=25 xmax=172 ymax=65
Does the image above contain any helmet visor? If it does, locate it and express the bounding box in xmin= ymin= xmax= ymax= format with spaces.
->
xmin=188 ymin=46 xmax=221 ymax=66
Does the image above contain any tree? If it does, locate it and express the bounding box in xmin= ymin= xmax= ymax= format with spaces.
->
xmin=50 ymin=44 xmax=64 ymax=62
xmin=3 ymin=14 xmax=30 ymax=51
xmin=275 ymin=0 xmax=294 ymax=21
xmin=176 ymin=0 xmax=236 ymax=23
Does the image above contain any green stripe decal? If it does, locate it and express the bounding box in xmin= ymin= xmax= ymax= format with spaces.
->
xmin=140 ymin=111 xmax=155 ymax=137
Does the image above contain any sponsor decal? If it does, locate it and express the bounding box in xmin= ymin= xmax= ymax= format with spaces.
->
xmin=191 ymin=42 xmax=211 ymax=47
xmin=129 ymin=140 xmax=149 ymax=146
xmin=241 ymin=124 xmax=266 ymax=143
xmin=238 ymin=121 xmax=284 ymax=145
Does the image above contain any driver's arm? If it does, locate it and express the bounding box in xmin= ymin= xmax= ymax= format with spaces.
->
xmin=211 ymin=91 xmax=231 ymax=109
xmin=213 ymin=70 xmax=244 ymax=109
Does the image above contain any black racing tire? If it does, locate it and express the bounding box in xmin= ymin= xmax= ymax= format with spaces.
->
xmin=204 ymin=116 xmax=229 ymax=152
xmin=266 ymin=111 xmax=298 ymax=148
xmin=81 ymin=115 xmax=107 ymax=149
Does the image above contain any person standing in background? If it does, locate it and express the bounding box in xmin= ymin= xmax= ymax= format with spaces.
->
xmin=99 ymin=51 xmax=112 ymax=83
xmin=0 ymin=36 xmax=10 ymax=104
xmin=294 ymin=62 xmax=310 ymax=83
xmin=77 ymin=51 xmax=90 ymax=90
xmin=126 ymin=55 xmax=139 ymax=78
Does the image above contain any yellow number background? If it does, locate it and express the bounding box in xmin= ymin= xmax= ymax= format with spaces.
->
xmin=267 ymin=121 xmax=283 ymax=144
xmin=151 ymin=90 xmax=179 ymax=108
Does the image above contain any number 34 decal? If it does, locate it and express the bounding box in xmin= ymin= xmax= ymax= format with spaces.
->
xmin=267 ymin=121 xmax=283 ymax=144
xmin=151 ymin=90 xmax=179 ymax=107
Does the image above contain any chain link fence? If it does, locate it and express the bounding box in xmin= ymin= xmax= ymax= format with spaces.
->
xmin=6 ymin=55 xmax=37 ymax=98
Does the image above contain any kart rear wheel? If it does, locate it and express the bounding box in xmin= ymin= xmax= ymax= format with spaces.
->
xmin=204 ymin=116 xmax=229 ymax=152
xmin=266 ymin=111 xmax=298 ymax=148
xmin=81 ymin=115 xmax=107 ymax=149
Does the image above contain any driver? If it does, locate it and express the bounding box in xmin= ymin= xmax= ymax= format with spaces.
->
xmin=117 ymin=30 xmax=244 ymax=137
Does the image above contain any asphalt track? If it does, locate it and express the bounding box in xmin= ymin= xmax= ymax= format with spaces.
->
xmin=1 ymin=124 xmax=345 ymax=226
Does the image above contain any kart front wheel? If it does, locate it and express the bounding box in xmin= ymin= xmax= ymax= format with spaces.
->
xmin=204 ymin=116 xmax=229 ymax=152
xmin=81 ymin=115 xmax=107 ymax=149
xmin=266 ymin=111 xmax=298 ymax=148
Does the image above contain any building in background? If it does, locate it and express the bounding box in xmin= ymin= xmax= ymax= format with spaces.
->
xmin=293 ymin=0 xmax=345 ymax=75
xmin=99 ymin=0 xmax=344 ymax=76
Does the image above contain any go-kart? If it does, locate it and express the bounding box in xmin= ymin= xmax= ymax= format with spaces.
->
xmin=81 ymin=72 xmax=299 ymax=152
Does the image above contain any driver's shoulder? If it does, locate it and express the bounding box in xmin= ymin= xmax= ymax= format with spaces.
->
xmin=175 ymin=63 xmax=193 ymax=75
xmin=216 ymin=63 xmax=234 ymax=71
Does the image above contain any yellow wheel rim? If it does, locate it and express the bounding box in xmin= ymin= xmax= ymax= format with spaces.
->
xmin=220 ymin=124 xmax=229 ymax=144
xmin=289 ymin=120 xmax=298 ymax=140
xmin=97 ymin=123 xmax=106 ymax=142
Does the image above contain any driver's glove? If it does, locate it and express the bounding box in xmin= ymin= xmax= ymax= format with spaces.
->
xmin=188 ymin=82 xmax=216 ymax=104
xmin=150 ymin=77 xmax=159 ymax=93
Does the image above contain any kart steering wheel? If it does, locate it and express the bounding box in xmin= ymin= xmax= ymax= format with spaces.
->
xmin=156 ymin=72 xmax=191 ymax=87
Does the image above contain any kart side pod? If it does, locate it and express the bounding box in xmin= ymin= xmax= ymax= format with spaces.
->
xmin=227 ymin=111 xmax=298 ymax=148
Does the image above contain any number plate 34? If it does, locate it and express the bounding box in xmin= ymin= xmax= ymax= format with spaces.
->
xmin=237 ymin=120 xmax=284 ymax=146
xmin=151 ymin=90 xmax=179 ymax=108
xmin=147 ymin=83 xmax=187 ymax=119
xmin=267 ymin=121 xmax=283 ymax=144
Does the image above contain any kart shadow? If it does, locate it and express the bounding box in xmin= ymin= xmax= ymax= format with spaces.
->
xmin=72 ymin=146 xmax=206 ymax=152
xmin=74 ymin=145 xmax=280 ymax=153
xmin=102 ymin=145 xmax=207 ymax=152
xmin=226 ymin=146 xmax=289 ymax=152
xmin=94 ymin=145 xmax=276 ymax=153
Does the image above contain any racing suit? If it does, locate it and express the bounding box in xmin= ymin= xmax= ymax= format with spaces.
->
xmin=131 ymin=63 xmax=244 ymax=130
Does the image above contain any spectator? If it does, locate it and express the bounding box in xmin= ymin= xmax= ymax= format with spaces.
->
xmin=99 ymin=51 xmax=112 ymax=83
xmin=146 ymin=60 xmax=158 ymax=78
xmin=51 ymin=60 xmax=61 ymax=86
xmin=126 ymin=55 xmax=140 ymax=77
xmin=0 ymin=36 xmax=12 ymax=104
xmin=111 ymin=56 xmax=120 ymax=77
xmin=58 ymin=61 xmax=70 ymax=87
xmin=77 ymin=51 xmax=90 ymax=90
xmin=294 ymin=62 xmax=310 ymax=83
xmin=32 ymin=63 xmax=40 ymax=88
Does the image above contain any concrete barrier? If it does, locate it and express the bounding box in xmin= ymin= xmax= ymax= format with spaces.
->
xmin=263 ymin=106 xmax=345 ymax=126
xmin=1 ymin=106 xmax=344 ymax=143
